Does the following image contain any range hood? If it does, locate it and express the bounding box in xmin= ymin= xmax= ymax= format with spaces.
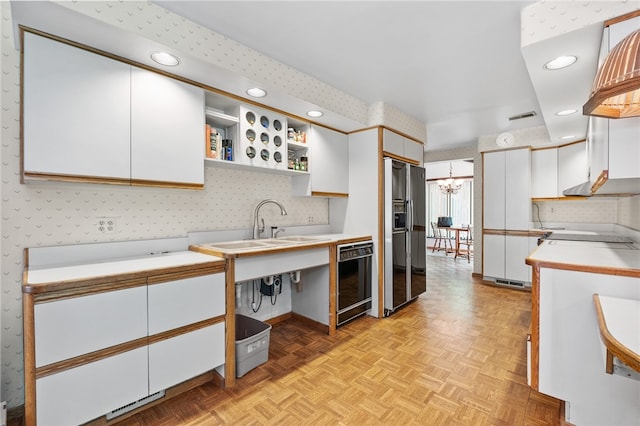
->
xmin=563 ymin=173 xmax=640 ymax=197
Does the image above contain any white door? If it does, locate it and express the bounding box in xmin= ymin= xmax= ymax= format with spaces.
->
xmin=130 ymin=67 xmax=205 ymax=185
xmin=23 ymin=32 xmax=131 ymax=180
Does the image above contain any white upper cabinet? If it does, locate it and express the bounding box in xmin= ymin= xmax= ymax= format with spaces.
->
xmin=131 ymin=68 xmax=204 ymax=185
xmin=293 ymin=125 xmax=348 ymax=196
xmin=382 ymin=128 xmax=423 ymax=164
xmin=557 ymin=141 xmax=587 ymax=193
xmin=531 ymin=148 xmax=558 ymax=198
xmin=22 ymin=32 xmax=204 ymax=188
xmin=23 ymin=32 xmax=131 ymax=180
xmin=483 ymin=148 xmax=530 ymax=230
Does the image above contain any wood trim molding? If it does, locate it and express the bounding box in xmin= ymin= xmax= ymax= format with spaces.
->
xmin=290 ymin=312 xmax=330 ymax=334
xmin=382 ymin=151 xmax=421 ymax=165
xmin=530 ymin=265 xmax=540 ymax=390
xmin=30 ymin=277 xmax=148 ymax=303
xmin=23 ymin=292 xmax=37 ymax=426
xmin=225 ymin=257 xmax=236 ymax=387
xmin=146 ymin=265 xmax=226 ymax=285
xmin=593 ymin=294 xmax=640 ymax=374
xmin=147 ymin=316 xmax=225 ymax=346
xmin=328 ymin=244 xmax=337 ymax=336
xmin=604 ymin=10 xmax=640 ymax=27
xmin=311 ymin=191 xmax=348 ymax=198
xmin=22 ymin=172 xmax=130 ymax=186
xmin=525 ymin=257 xmax=640 ymax=278
xmin=377 ymin=127 xmax=385 ymax=318
xmin=591 ymin=170 xmax=608 ymax=194
xmin=130 ymin=179 xmax=204 ymax=190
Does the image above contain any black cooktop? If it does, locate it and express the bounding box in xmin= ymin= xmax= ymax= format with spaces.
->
xmin=545 ymin=233 xmax=635 ymax=243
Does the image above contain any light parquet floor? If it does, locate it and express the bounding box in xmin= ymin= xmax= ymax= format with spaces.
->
xmin=115 ymin=254 xmax=561 ymax=425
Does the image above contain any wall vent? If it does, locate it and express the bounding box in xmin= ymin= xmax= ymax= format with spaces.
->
xmin=495 ymin=279 xmax=525 ymax=288
xmin=508 ymin=111 xmax=537 ymax=121
xmin=106 ymin=390 xmax=165 ymax=420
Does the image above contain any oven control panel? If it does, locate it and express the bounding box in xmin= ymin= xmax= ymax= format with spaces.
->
xmin=339 ymin=242 xmax=374 ymax=261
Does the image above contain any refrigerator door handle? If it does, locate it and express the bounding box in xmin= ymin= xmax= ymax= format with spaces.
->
xmin=406 ymin=199 xmax=413 ymax=230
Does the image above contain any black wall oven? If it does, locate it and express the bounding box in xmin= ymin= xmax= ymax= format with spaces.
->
xmin=337 ymin=241 xmax=373 ymax=326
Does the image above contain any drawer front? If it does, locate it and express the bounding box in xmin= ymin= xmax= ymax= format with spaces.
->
xmin=35 ymin=286 xmax=147 ymax=367
xmin=36 ymin=347 xmax=148 ymax=426
xmin=148 ymin=273 xmax=225 ymax=335
xmin=148 ymin=323 xmax=225 ymax=393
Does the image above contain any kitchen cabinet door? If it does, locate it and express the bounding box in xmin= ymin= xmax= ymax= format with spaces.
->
xmin=36 ymin=347 xmax=148 ymax=426
xmin=557 ymin=141 xmax=587 ymax=194
xmin=148 ymin=273 xmax=225 ymax=335
xmin=131 ymin=67 xmax=205 ymax=186
xmin=608 ymin=118 xmax=640 ymax=179
xmin=34 ymin=286 xmax=147 ymax=367
xmin=505 ymin=149 xmax=530 ymax=230
xmin=148 ymin=323 xmax=225 ymax=394
xmin=293 ymin=125 xmax=348 ymax=196
xmin=383 ymin=129 xmax=404 ymax=157
xmin=483 ymin=151 xmax=506 ymax=230
xmin=531 ymin=148 xmax=558 ymax=198
xmin=23 ymin=32 xmax=131 ymax=181
xmin=483 ymin=234 xmax=505 ymax=279
xmin=404 ymin=139 xmax=424 ymax=163
xmin=505 ymin=235 xmax=532 ymax=283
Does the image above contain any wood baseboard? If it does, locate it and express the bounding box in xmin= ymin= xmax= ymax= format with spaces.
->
xmin=264 ymin=312 xmax=292 ymax=326
xmin=290 ymin=312 xmax=330 ymax=334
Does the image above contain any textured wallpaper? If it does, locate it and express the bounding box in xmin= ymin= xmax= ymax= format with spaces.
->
xmin=1 ymin=1 xmax=326 ymax=407
xmin=521 ymin=0 xmax=640 ymax=47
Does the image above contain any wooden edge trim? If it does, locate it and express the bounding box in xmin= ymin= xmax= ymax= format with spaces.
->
xmin=604 ymin=10 xmax=640 ymax=27
xmin=328 ymin=245 xmax=337 ymax=336
xmin=311 ymin=191 xmax=348 ymax=198
xmin=532 ymin=196 xmax=588 ymax=202
xmin=530 ymin=265 xmax=540 ymax=390
xmin=378 ymin=127 xmax=385 ymax=318
xmin=35 ymin=336 xmax=149 ymax=379
xmin=26 ymin=261 xmax=225 ymax=296
xmin=86 ymin=370 xmax=223 ymax=426
xmin=36 ymin=317 xmax=224 ymax=379
xmin=290 ymin=312 xmax=330 ymax=334
xmin=524 ymin=258 xmax=640 ymax=278
xmin=146 ymin=264 xmax=226 ymax=285
xmin=31 ymin=277 xmax=148 ymax=302
xmin=382 ymin=151 xmax=421 ymax=165
xmin=23 ymin=292 xmax=36 ymax=425
xmin=483 ymin=229 xmax=543 ymax=237
xmin=591 ymin=170 xmax=608 ymax=194
xmin=225 ymin=258 xmax=236 ymax=387
xmin=23 ymin=172 xmax=130 ymax=186
xmin=148 ymin=316 xmax=225 ymax=345
xmin=335 ymin=235 xmax=373 ymax=245
xmin=531 ymin=139 xmax=586 ymax=151
xmin=263 ymin=312 xmax=293 ymax=326
xmin=189 ymin=245 xmax=236 ymax=259
xmin=213 ymin=242 xmax=333 ymax=259
xmin=379 ymin=125 xmax=424 ymax=145
xmin=19 ymin=26 xmax=346 ymax=137
xmin=130 ymin=180 xmax=204 ymax=190
xmin=593 ymin=294 xmax=640 ymax=374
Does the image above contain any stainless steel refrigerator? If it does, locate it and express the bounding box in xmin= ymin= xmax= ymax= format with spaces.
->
xmin=383 ymin=158 xmax=426 ymax=315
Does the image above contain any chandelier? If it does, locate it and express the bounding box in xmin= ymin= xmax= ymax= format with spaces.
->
xmin=438 ymin=163 xmax=463 ymax=194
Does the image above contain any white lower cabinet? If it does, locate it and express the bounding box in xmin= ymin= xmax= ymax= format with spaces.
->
xmin=34 ymin=286 xmax=147 ymax=367
xmin=149 ymin=323 xmax=225 ymax=394
xmin=483 ymin=234 xmax=534 ymax=284
xmin=31 ymin=269 xmax=226 ymax=424
xmin=36 ymin=347 xmax=149 ymax=426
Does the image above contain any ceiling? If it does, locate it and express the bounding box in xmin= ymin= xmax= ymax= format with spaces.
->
xmin=154 ymin=1 xmax=546 ymax=151
xmin=11 ymin=1 xmax=613 ymax=153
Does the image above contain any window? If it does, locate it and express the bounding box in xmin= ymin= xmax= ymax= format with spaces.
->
xmin=427 ymin=180 xmax=473 ymax=236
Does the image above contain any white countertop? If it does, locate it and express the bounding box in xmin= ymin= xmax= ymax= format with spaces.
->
xmin=26 ymin=250 xmax=223 ymax=285
xmin=528 ymin=239 xmax=640 ymax=272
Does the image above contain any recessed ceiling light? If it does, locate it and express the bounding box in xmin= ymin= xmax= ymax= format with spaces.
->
xmin=561 ymin=135 xmax=576 ymax=140
xmin=150 ymin=52 xmax=180 ymax=66
xmin=556 ymin=109 xmax=577 ymax=116
xmin=306 ymin=110 xmax=323 ymax=118
xmin=543 ymin=55 xmax=577 ymax=70
xmin=246 ymin=88 xmax=267 ymax=98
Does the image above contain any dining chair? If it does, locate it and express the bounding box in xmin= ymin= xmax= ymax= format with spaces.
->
xmin=431 ymin=222 xmax=452 ymax=255
xmin=455 ymin=224 xmax=473 ymax=262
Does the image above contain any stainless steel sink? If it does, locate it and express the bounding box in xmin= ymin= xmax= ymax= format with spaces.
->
xmin=276 ymin=236 xmax=329 ymax=243
xmin=200 ymin=235 xmax=329 ymax=252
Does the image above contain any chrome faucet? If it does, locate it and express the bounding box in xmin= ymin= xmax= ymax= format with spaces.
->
xmin=253 ymin=199 xmax=288 ymax=239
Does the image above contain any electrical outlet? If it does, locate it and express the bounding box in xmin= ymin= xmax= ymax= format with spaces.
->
xmin=96 ymin=217 xmax=117 ymax=234
xmin=307 ymin=216 xmax=314 ymax=224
